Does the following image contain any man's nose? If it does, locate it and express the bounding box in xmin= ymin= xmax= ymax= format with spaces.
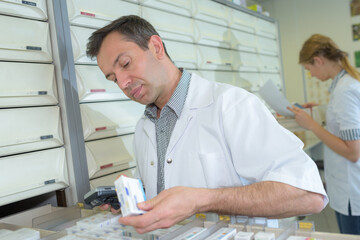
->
xmin=116 ymin=72 xmax=131 ymax=90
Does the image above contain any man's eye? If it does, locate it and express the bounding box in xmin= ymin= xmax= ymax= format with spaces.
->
xmin=123 ymin=62 xmax=129 ymax=68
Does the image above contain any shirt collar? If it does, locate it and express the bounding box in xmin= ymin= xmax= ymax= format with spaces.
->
xmin=144 ymin=69 xmax=191 ymax=119
xmin=328 ymin=69 xmax=346 ymax=93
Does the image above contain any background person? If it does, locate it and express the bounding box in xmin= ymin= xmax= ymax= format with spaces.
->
xmin=288 ymin=34 xmax=360 ymax=235
xmin=87 ymin=15 xmax=327 ymax=234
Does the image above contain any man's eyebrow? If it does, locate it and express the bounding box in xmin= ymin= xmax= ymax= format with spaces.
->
xmin=105 ymin=53 xmax=124 ymax=79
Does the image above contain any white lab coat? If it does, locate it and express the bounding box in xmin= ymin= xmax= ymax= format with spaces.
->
xmin=134 ymin=73 xmax=328 ymax=205
xmin=325 ymin=73 xmax=360 ymax=215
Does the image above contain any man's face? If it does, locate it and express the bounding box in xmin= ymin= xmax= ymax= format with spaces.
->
xmin=97 ymin=31 xmax=164 ymax=105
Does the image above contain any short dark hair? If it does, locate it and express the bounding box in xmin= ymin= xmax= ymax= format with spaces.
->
xmin=86 ymin=15 xmax=170 ymax=59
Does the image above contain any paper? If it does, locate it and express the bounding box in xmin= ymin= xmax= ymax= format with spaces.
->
xmin=259 ymin=80 xmax=294 ymax=117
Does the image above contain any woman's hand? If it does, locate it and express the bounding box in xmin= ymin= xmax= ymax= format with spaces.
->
xmin=301 ymin=102 xmax=319 ymax=108
xmin=287 ymin=106 xmax=317 ymax=130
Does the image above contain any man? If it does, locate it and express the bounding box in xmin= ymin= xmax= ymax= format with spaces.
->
xmin=86 ymin=15 xmax=327 ymax=234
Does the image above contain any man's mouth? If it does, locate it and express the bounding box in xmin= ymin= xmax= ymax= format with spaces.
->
xmin=130 ymin=85 xmax=142 ymax=99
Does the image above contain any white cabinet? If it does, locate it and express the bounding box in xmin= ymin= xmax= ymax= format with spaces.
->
xmin=70 ymin=26 xmax=97 ymax=64
xmin=67 ymin=0 xmax=141 ymax=28
xmin=86 ymin=134 xmax=135 ymax=179
xmin=81 ymin=101 xmax=145 ymax=141
xmin=0 ymin=0 xmax=48 ymax=20
xmin=142 ymin=7 xmax=195 ymax=43
xmin=76 ymin=65 xmax=128 ymax=102
xmin=0 ymin=106 xmax=64 ymax=157
xmin=0 ymin=148 xmax=69 ymax=206
xmin=0 ymin=15 xmax=52 ymax=63
xmin=0 ymin=0 xmax=285 ymax=208
xmin=0 ymin=62 xmax=57 ymax=107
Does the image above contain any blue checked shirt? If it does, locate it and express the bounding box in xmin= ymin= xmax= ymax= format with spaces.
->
xmin=144 ymin=69 xmax=191 ymax=194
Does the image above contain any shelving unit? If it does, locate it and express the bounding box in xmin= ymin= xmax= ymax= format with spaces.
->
xmin=0 ymin=0 xmax=286 ymax=209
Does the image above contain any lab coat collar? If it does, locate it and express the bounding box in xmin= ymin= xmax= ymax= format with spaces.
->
xmin=139 ymin=73 xmax=215 ymax=156
xmin=186 ymin=73 xmax=214 ymax=110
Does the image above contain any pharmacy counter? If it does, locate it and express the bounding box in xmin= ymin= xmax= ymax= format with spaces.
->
xmin=1 ymin=205 xmax=360 ymax=240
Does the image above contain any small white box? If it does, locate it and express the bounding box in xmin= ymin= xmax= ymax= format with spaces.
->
xmin=114 ymin=176 xmax=147 ymax=217
xmin=235 ymin=231 xmax=254 ymax=240
xmin=173 ymin=227 xmax=206 ymax=240
xmin=206 ymin=227 xmax=236 ymax=240
xmin=254 ymin=231 xmax=275 ymax=240
xmin=286 ymin=237 xmax=307 ymax=240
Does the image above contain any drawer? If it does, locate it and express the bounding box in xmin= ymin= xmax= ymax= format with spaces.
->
xmin=239 ymin=72 xmax=263 ymax=92
xmin=70 ymin=26 xmax=97 ymax=64
xmin=0 ymin=62 xmax=57 ymax=107
xmin=90 ymin=167 xmax=136 ymax=190
xmin=0 ymin=106 xmax=64 ymax=157
xmin=81 ymin=101 xmax=144 ymax=141
xmin=258 ymin=54 xmax=280 ymax=73
xmin=230 ymin=29 xmax=257 ymax=53
xmin=197 ymin=70 xmax=236 ymax=86
xmin=164 ymin=40 xmax=198 ymax=69
xmin=192 ymin=0 xmax=229 ymax=26
xmin=0 ymin=15 xmax=52 ymax=63
xmin=86 ymin=134 xmax=136 ymax=179
xmin=228 ymin=8 xmax=255 ymax=34
xmin=257 ymin=36 xmax=279 ymax=56
xmin=194 ymin=19 xmax=231 ymax=48
xmin=233 ymin=51 xmax=260 ymax=72
xmin=198 ymin=45 xmax=233 ymax=71
xmin=142 ymin=6 xmax=195 ymax=43
xmin=0 ymin=147 xmax=68 ymax=206
xmin=256 ymin=18 xmax=277 ymax=39
xmin=141 ymin=0 xmax=192 ymax=17
xmin=75 ymin=65 xmax=128 ymax=102
xmin=0 ymin=0 xmax=48 ymax=20
xmin=67 ymin=0 xmax=141 ymax=28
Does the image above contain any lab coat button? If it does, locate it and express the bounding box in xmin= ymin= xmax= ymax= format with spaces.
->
xmin=150 ymin=161 xmax=154 ymax=166
xmin=166 ymin=158 xmax=172 ymax=164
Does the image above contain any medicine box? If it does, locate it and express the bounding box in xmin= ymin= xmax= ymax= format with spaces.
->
xmin=114 ymin=176 xmax=147 ymax=217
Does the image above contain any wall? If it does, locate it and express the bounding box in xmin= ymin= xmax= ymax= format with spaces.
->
xmin=261 ymin=0 xmax=356 ymax=103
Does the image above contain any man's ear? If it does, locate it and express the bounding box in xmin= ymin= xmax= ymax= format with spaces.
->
xmin=148 ymin=35 xmax=165 ymax=60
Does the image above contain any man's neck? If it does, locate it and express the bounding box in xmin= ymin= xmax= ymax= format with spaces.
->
xmin=155 ymin=66 xmax=182 ymax=112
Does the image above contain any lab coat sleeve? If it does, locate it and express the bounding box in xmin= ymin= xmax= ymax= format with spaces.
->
xmin=222 ymin=92 xmax=328 ymax=202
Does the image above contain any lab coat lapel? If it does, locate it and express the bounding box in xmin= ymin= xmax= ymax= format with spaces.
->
xmin=166 ymin=73 xmax=213 ymax=155
xmin=142 ymin=117 xmax=156 ymax=150
xmin=166 ymin=108 xmax=193 ymax=155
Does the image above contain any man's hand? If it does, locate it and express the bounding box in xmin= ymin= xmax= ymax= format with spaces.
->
xmin=98 ymin=203 xmax=122 ymax=214
xmin=118 ymin=186 xmax=203 ymax=234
